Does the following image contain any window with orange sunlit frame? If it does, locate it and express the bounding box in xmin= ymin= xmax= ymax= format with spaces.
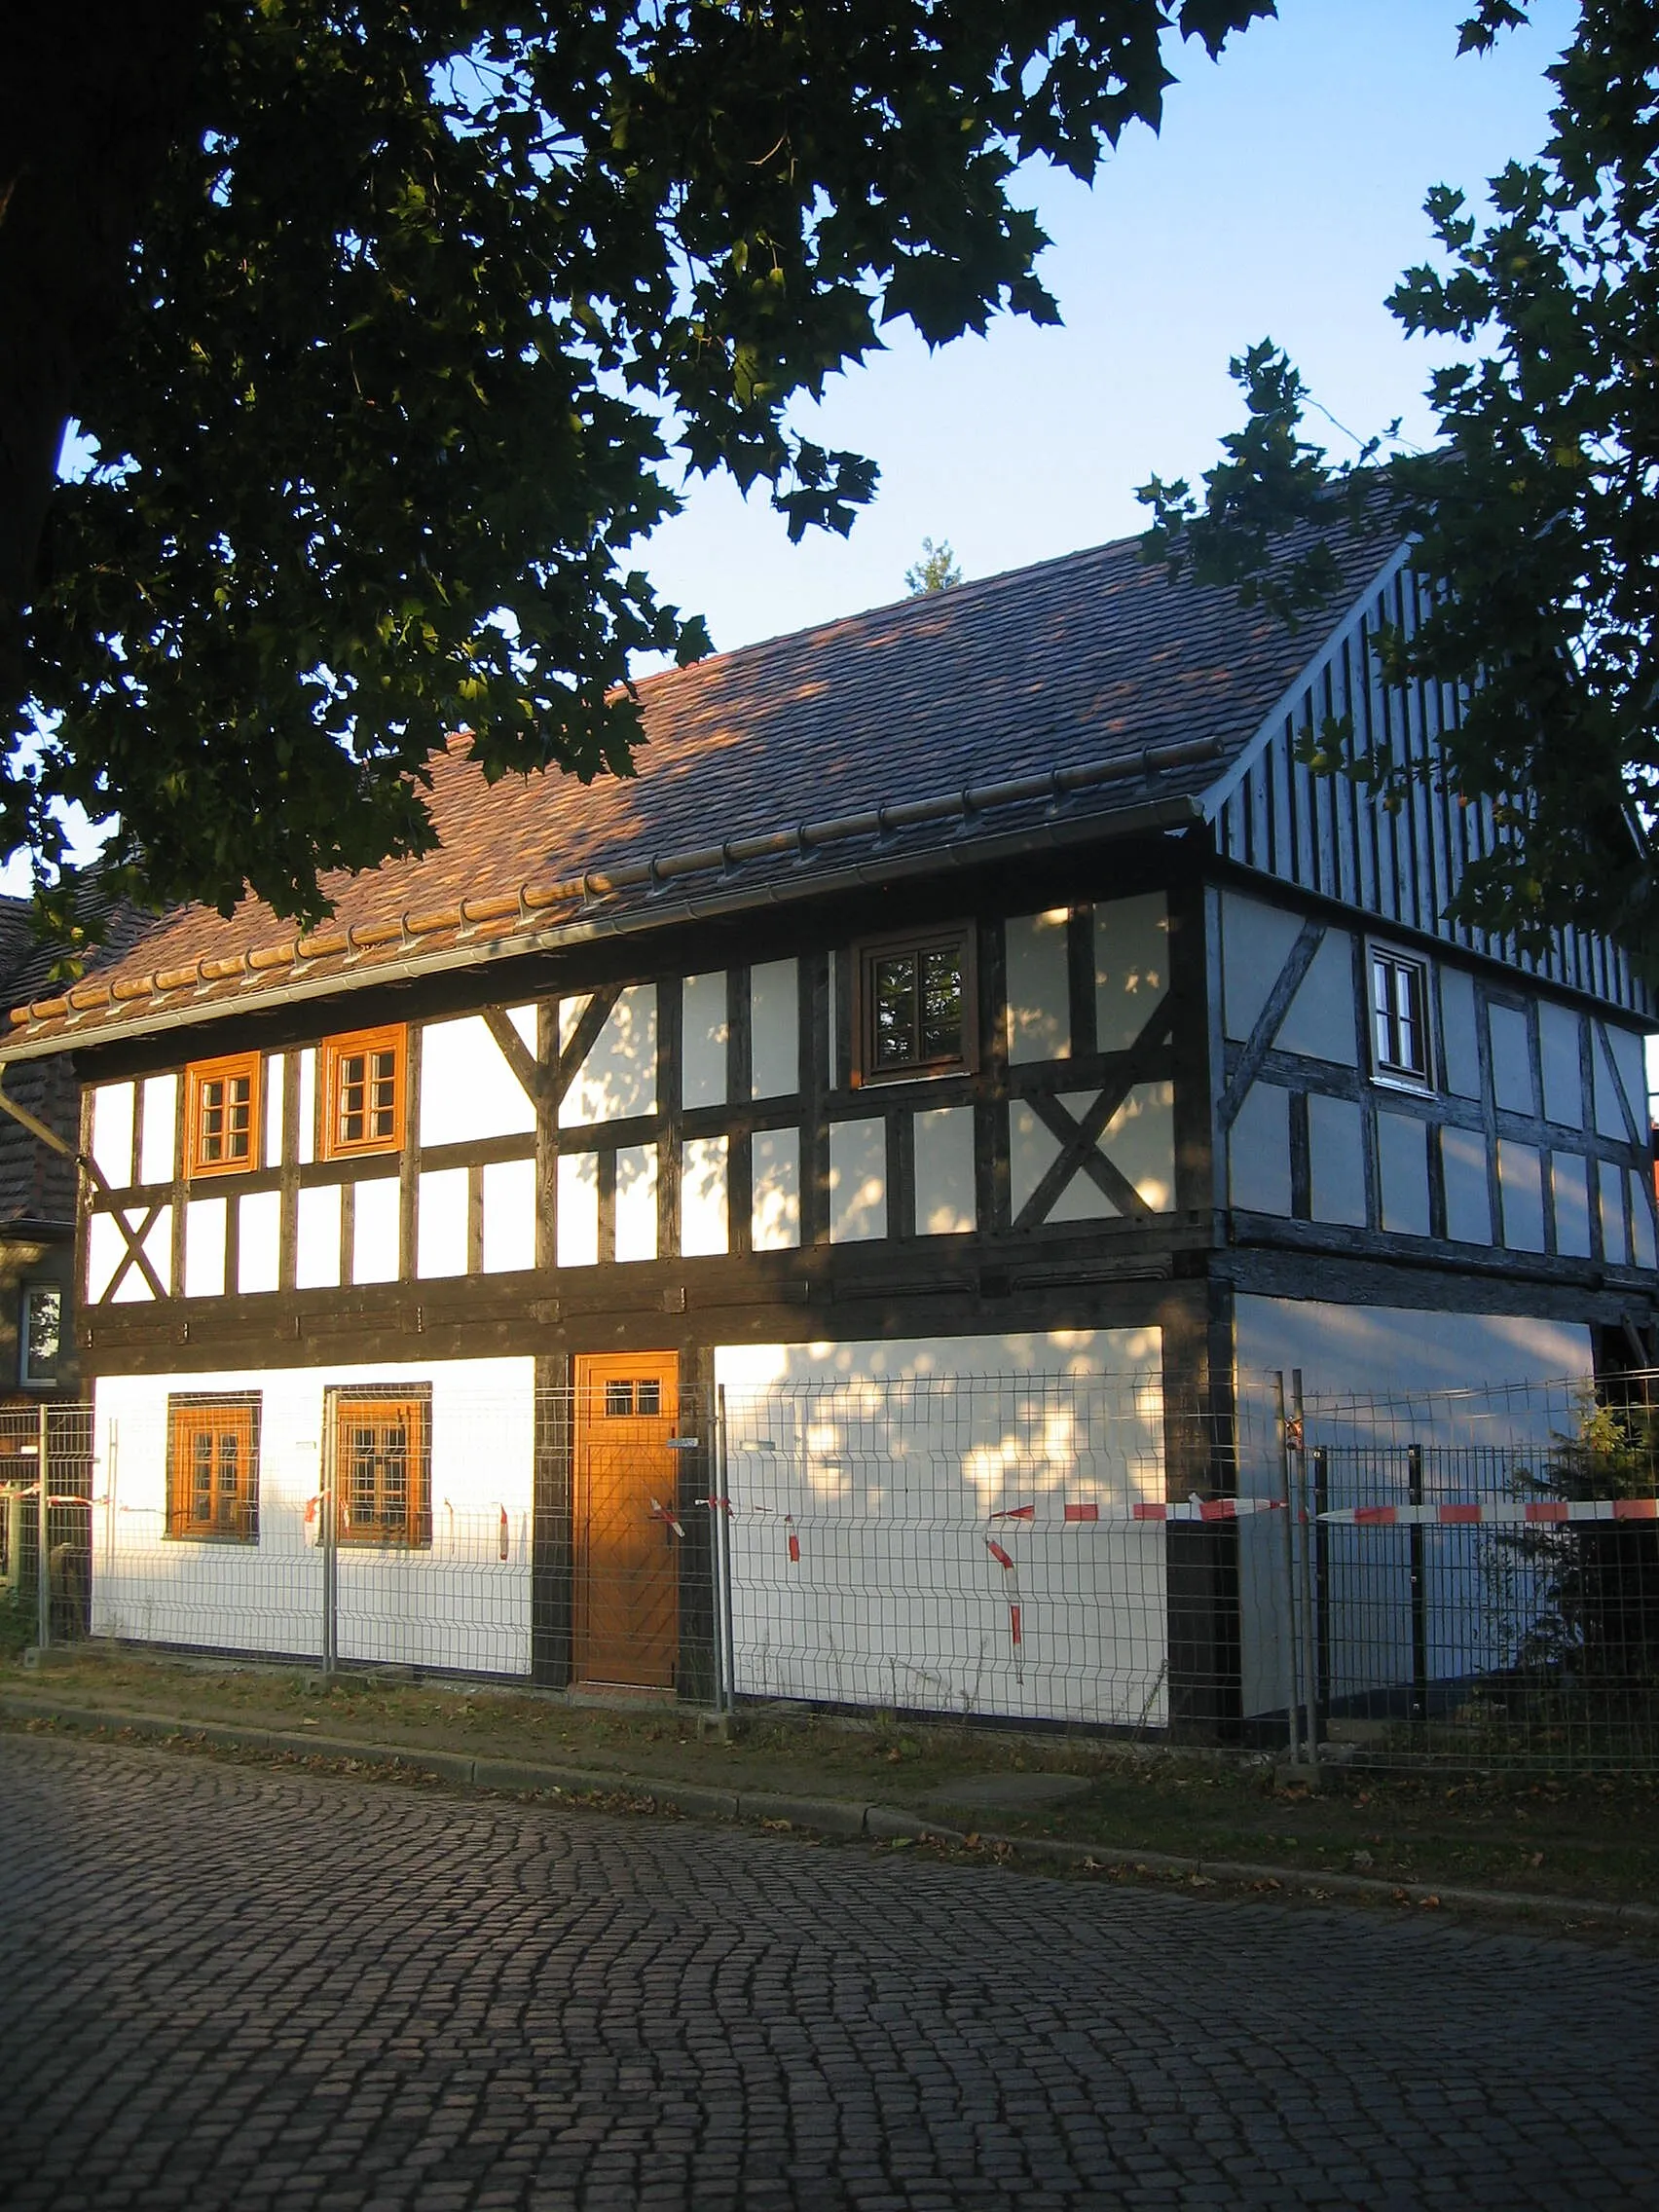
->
xmin=320 ymin=1025 xmax=406 ymax=1159
xmin=186 ymin=1052 xmax=261 ymax=1177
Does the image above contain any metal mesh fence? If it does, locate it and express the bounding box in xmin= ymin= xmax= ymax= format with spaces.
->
xmin=23 ymin=1363 xmax=1659 ymax=1769
xmin=1278 ymin=1369 xmax=1659 ymax=1771
xmin=1 ymin=1404 xmax=94 ymax=1649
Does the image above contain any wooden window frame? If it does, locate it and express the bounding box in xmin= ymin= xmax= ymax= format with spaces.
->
xmin=166 ymin=1393 xmax=261 ymax=1543
xmin=851 ymin=922 xmax=978 ymax=1087
xmin=328 ymin=1384 xmax=432 ymax=1549
xmin=186 ymin=1051 xmax=262 ymax=1178
xmin=1369 ymin=943 xmax=1433 ymax=1089
xmin=18 ymin=1280 xmax=62 ymax=1390
xmin=318 ymin=1024 xmax=408 ymax=1161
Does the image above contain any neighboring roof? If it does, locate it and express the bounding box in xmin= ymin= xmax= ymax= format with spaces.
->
xmin=1 ymin=516 xmax=1403 ymax=1058
xmin=0 ymin=897 xmax=76 ymax=1222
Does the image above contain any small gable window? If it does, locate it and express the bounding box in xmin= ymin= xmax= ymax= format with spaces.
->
xmin=187 ymin=1053 xmax=261 ymax=1176
xmin=320 ymin=1026 xmax=406 ymax=1159
xmin=1371 ymin=946 xmax=1431 ymax=1086
xmin=855 ymin=927 xmax=977 ymax=1084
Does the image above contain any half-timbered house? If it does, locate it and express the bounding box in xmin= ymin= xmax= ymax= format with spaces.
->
xmin=3 ymin=519 xmax=1653 ymax=1732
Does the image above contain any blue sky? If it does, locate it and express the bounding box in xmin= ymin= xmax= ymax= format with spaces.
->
xmin=636 ymin=0 xmax=1580 ymax=657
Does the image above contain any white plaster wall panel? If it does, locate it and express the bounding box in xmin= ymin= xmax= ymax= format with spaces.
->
xmin=295 ymin=1183 xmax=342 ymax=1288
xmin=559 ymin=983 xmax=657 ymax=1127
xmin=1442 ymin=1125 xmax=1492 ymax=1245
xmin=1233 ymin=1296 xmax=1595 ymax=1718
xmin=1602 ymin=1158 xmax=1631 ymax=1265
xmin=419 ymin=1015 xmax=535 ymax=1148
xmin=1009 ymin=1101 xmax=1062 ymax=1220
xmin=352 ymin=1174 xmax=401 ymax=1284
xmin=1275 ymin=931 xmax=1358 ymax=1066
xmin=1221 ymin=892 xmax=1302 ymax=1042
xmin=481 ymin=1159 xmax=535 ymax=1273
xmin=716 ymin=1330 xmax=1166 ymax=1727
xmin=1539 ymin=1003 xmax=1584 ymax=1128
xmin=750 ymin=959 xmax=799 ymax=1099
xmin=912 ymin=1105 xmax=976 ymax=1235
xmin=829 ymin=1119 xmax=887 ymax=1242
xmin=1595 ymin=1022 xmax=1648 ymax=1140
xmin=1632 ymin=1173 xmax=1658 ymax=1270
xmin=1309 ymin=1093 xmax=1367 ymax=1226
xmin=681 ymin=972 xmax=727 ymax=1107
xmin=615 ymin=1144 xmax=658 ymax=1263
xmin=1093 ymin=893 xmax=1167 ymax=1052
xmin=1101 ymin=1081 xmax=1175 ymax=1212
xmin=239 ymin=1190 xmax=281 ymax=1295
xmin=1438 ymin=968 xmax=1482 ymax=1098
xmin=183 ymin=1197 xmax=226 ymax=1299
xmin=1228 ymin=1084 xmax=1292 ymax=1216
xmin=418 ymin=1168 xmax=470 ymax=1278
xmin=1497 ymin=1140 xmax=1546 ymax=1252
xmin=1552 ymin=1153 xmax=1592 ymax=1258
xmin=113 ymin=1207 xmax=172 ymax=1303
xmin=91 ymin=1357 xmax=535 ymax=1676
xmin=1592 ymin=1025 xmax=1625 ymax=1138
xmin=264 ymin=1056 xmax=285 ymax=1167
xmin=296 ymin=1050 xmax=316 ymax=1164
xmin=751 ymin=1129 xmax=800 ymax=1251
xmin=1489 ymin=1004 xmax=1534 ymax=1116
xmin=558 ymin=994 xmax=591 ymax=1052
xmin=1005 ymin=911 xmax=1071 ymax=1064
xmin=86 ymin=1212 xmax=126 ymax=1303
xmin=1376 ymin=1111 xmax=1430 ymax=1236
xmin=557 ymin=1153 xmax=600 ymax=1266
xmin=680 ymin=1136 xmax=728 ymax=1256
xmin=91 ymin=1083 xmax=134 ymax=1188
xmin=145 ymin=1207 xmax=174 ymax=1296
xmin=139 ymin=1075 xmax=178 ymax=1185
xmin=506 ymin=1005 xmax=536 ymax=1052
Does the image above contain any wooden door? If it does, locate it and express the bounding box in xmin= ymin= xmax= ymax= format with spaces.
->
xmin=572 ymin=1352 xmax=681 ymax=1688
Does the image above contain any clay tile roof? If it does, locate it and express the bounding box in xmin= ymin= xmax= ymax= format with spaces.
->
xmin=0 ymin=515 xmax=1401 ymax=1055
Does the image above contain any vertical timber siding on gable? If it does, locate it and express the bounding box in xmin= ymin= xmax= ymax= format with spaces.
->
xmin=1211 ymin=555 xmax=1650 ymax=1019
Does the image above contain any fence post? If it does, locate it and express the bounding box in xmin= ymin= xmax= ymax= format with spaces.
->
xmin=1312 ymin=1446 xmax=1331 ymax=1737
xmin=35 ymin=1398 xmax=50 ymax=1650
xmin=1274 ymin=1371 xmax=1303 ymax=1759
xmin=714 ymin=1384 xmax=735 ymax=1717
xmin=1408 ymin=1441 xmax=1427 ymax=1739
xmin=320 ymin=1436 xmax=338 ymax=1677
xmin=1291 ymin=1370 xmax=1319 ymax=1759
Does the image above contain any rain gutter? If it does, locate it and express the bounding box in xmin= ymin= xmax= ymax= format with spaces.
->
xmin=0 ymin=779 xmax=1210 ymax=1068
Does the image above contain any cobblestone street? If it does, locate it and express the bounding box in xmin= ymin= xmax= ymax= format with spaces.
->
xmin=2 ymin=1736 xmax=1656 ymax=2209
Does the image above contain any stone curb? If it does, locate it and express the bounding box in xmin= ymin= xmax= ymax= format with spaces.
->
xmin=6 ymin=1692 xmax=1657 ymax=1932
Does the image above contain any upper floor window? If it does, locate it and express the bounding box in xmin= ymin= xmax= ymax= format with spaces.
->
xmin=166 ymin=1394 xmax=260 ymax=1543
xmin=18 ymin=1283 xmax=61 ymax=1389
xmin=856 ymin=927 xmax=977 ymax=1084
xmin=187 ymin=1052 xmax=260 ymax=1176
xmin=1371 ymin=946 xmax=1431 ymax=1086
xmin=320 ymin=1026 xmax=406 ymax=1159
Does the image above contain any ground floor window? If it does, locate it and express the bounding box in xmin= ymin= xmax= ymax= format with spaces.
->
xmin=166 ymin=1394 xmax=261 ymax=1541
xmin=330 ymin=1386 xmax=432 ymax=1547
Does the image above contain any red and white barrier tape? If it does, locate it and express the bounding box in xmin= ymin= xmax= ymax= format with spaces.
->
xmin=648 ymin=1496 xmax=686 ymax=1539
xmin=984 ymin=1534 xmax=1025 ymax=1680
xmin=1325 ymin=1497 xmax=1659 ymax=1527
